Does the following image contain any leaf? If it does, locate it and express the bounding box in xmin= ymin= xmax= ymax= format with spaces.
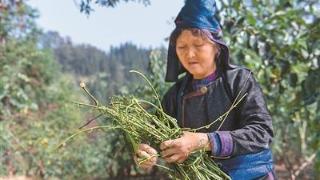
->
xmin=246 ymin=11 xmax=256 ymax=26
xmin=289 ymin=73 xmax=298 ymax=87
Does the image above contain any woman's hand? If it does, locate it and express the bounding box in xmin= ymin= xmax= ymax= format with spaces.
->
xmin=160 ymin=132 xmax=211 ymax=164
xmin=134 ymin=144 xmax=158 ymax=171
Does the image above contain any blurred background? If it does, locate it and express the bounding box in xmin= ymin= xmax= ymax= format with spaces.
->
xmin=0 ymin=0 xmax=319 ymax=179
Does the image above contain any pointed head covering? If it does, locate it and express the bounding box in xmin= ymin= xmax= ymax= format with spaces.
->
xmin=165 ymin=0 xmax=232 ymax=82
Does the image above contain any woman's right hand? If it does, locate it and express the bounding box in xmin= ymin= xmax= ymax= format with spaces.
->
xmin=134 ymin=144 xmax=158 ymax=171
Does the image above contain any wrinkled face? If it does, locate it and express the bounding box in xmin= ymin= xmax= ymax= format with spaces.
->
xmin=176 ymin=30 xmax=218 ymax=79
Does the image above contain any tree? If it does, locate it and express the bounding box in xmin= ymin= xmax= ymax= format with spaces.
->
xmin=0 ymin=1 xmax=135 ymax=179
xmin=217 ymin=0 xmax=319 ymax=178
xmin=0 ymin=1 xmax=55 ymax=118
xmin=76 ymin=0 xmax=151 ymax=14
xmin=40 ymin=31 xmax=154 ymax=102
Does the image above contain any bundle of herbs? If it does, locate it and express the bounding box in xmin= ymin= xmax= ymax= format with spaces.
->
xmin=59 ymin=71 xmax=249 ymax=180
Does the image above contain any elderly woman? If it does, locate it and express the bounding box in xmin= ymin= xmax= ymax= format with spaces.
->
xmin=135 ymin=0 xmax=275 ymax=179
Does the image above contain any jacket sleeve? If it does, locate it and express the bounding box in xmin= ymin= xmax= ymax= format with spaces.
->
xmin=208 ymin=69 xmax=274 ymax=157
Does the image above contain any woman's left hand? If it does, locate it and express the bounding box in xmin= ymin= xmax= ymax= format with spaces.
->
xmin=160 ymin=132 xmax=211 ymax=163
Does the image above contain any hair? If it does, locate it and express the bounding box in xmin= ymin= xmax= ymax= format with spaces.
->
xmin=170 ymin=28 xmax=221 ymax=53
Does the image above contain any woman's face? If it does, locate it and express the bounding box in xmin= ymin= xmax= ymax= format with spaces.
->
xmin=176 ymin=30 xmax=218 ymax=79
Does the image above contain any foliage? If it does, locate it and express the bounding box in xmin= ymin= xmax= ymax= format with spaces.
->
xmin=0 ymin=1 xmax=56 ymax=118
xmin=0 ymin=40 xmax=57 ymax=118
xmin=0 ymin=1 xmax=148 ymax=179
xmin=217 ymin=0 xmax=320 ymax=178
xmin=77 ymin=0 xmax=151 ymax=14
xmin=0 ymin=0 xmax=39 ymax=40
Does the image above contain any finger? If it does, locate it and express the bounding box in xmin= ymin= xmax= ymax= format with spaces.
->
xmin=160 ymin=139 xmax=175 ymax=150
xmin=177 ymin=156 xmax=187 ymax=164
xmin=140 ymin=157 xmax=157 ymax=167
xmin=140 ymin=164 xmax=152 ymax=170
xmin=137 ymin=151 xmax=158 ymax=168
xmin=144 ymin=145 xmax=158 ymax=155
xmin=182 ymin=131 xmax=190 ymax=136
xmin=147 ymin=154 xmax=157 ymax=163
xmin=138 ymin=155 xmax=157 ymax=170
xmin=164 ymin=154 xmax=180 ymax=163
xmin=139 ymin=144 xmax=158 ymax=155
xmin=136 ymin=150 xmax=150 ymax=159
xmin=138 ymin=153 xmax=157 ymax=165
xmin=139 ymin=161 xmax=153 ymax=170
xmin=140 ymin=164 xmax=153 ymax=171
xmin=140 ymin=160 xmax=154 ymax=167
xmin=161 ymin=147 xmax=177 ymax=158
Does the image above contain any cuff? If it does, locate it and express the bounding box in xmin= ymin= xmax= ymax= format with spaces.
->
xmin=208 ymin=131 xmax=233 ymax=157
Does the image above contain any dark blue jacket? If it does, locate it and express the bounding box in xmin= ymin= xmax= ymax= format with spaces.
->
xmin=162 ymin=65 xmax=274 ymax=179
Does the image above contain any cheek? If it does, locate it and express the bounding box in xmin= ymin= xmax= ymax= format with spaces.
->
xmin=176 ymin=51 xmax=187 ymax=64
xmin=176 ymin=50 xmax=182 ymax=59
xmin=203 ymin=49 xmax=217 ymax=64
xmin=197 ymin=56 xmax=215 ymax=70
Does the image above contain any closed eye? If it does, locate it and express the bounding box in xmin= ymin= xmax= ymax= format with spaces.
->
xmin=177 ymin=45 xmax=187 ymax=49
xmin=195 ymin=43 xmax=204 ymax=47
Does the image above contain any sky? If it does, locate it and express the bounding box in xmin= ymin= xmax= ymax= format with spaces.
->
xmin=27 ymin=0 xmax=184 ymax=51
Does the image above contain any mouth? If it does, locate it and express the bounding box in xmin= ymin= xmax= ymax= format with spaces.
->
xmin=188 ymin=62 xmax=199 ymax=65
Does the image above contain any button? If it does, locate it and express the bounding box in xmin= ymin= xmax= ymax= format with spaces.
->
xmin=200 ymin=86 xmax=208 ymax=94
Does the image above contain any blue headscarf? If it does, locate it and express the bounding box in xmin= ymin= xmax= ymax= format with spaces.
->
xmin=165 ymin=0 xmax=233 ymax=82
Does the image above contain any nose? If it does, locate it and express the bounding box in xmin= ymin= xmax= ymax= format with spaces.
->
xmin=186 ymin=47 xmax=196 ymax=58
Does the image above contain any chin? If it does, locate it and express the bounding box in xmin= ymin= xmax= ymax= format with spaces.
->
xmin=187 ymin=68 xmax=201 ymax=75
